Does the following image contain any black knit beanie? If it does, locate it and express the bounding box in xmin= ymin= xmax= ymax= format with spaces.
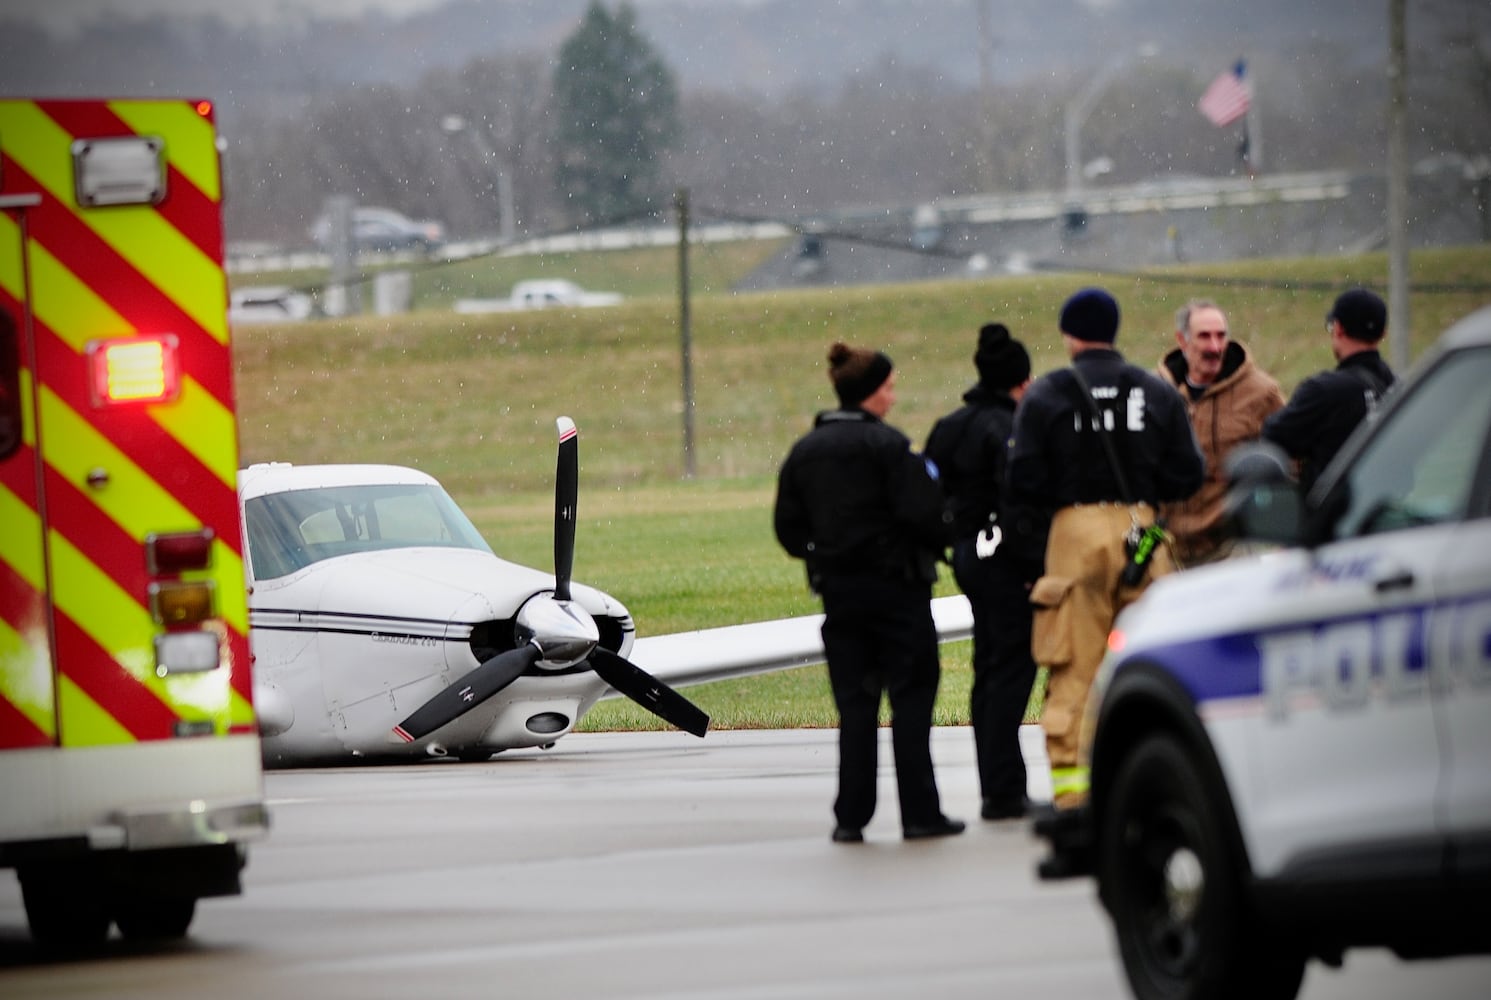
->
xmin=828 ymin=342 xmax=893 ymax=408
xmin=1059 ymin=287 xmax=1121 ymax=344
xmin=974 ymin=323 xmax=1031 ymax=389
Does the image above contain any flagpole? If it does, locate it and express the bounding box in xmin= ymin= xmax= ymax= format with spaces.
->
xmin=1245 ymin=74 xmax=1262 ymax=174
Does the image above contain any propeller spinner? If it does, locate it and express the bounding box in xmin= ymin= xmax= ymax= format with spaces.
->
xmin=391 ymin=417 xmax=710 ymax=744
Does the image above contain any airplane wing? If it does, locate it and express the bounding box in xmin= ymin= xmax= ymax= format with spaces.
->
xmin=605 ymin=594 xmax=974 ymax=694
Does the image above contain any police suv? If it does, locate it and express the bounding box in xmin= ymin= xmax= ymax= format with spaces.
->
xmin=1034 ymin=306 xmax=1491 ymax=1000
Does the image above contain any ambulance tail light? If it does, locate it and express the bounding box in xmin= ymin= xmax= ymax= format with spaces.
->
xmin=147 ymin=529 xmax=215 ymax=574
xmin=87 ymin=334 xmax=180 ymax=406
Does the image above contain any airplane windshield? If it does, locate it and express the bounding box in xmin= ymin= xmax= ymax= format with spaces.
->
xmin=244 ymin=483 xmax=494 ymax=579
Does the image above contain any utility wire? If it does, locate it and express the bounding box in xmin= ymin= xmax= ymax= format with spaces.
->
xmin=272 ymin=203 xmax=1491 ymax=300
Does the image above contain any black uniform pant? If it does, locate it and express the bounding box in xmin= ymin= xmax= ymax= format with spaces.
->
xmin=952 ymin=539 xmax=1037 ymax=806
xmin=818 ymin=573 xmax=944 ymax=831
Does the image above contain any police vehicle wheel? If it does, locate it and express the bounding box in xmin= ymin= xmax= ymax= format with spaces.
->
xmin=18 ymin=865 xmax=111 ymax=951
xmin=113 ymin=895 xmax=196 ymax=941
xmin=1099 ymin=734 xmax=1305 ymax=1000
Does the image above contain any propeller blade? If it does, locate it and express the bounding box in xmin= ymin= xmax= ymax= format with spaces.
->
xmin=390 ymin=644 xmax=541 ymax=743
xmin=591 ymin=647 xmax=710 ymax=738
xmin=554 ymin=416 xmax=578 ymax=602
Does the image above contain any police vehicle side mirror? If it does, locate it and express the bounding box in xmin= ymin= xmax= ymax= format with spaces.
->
xmin=1221 ymin=442 xmax=1305 ymax=546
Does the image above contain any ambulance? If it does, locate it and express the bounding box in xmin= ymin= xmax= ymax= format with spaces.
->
xmin=0 ymin=98 xmax=267 ymax=948
xmin=1034 ymin=306 xmax=1491 ymax=1000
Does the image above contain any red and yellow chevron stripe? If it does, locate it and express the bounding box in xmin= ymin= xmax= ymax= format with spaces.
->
xmin=0 ymin=98 xmax=254 ymax=751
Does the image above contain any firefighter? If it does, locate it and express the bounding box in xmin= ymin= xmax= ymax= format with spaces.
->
xmin=1006 ymin=288 xmax=1204 ymax=810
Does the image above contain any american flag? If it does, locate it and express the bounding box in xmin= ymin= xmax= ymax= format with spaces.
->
xmin=1198 ymin=60 xmax=1251 ymax=127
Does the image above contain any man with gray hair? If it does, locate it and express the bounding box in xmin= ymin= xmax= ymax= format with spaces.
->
xmin=1155 ymin=299 xmax=1285 ymax=566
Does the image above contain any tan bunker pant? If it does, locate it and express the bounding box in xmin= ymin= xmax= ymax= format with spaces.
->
xmin=1030 ymin=503 xmax=1175 ymax=808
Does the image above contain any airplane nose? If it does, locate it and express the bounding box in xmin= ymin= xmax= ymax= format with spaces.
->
xmin=516 ymin=594 xmax=600 ymax=669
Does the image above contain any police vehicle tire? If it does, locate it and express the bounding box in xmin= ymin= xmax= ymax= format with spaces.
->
xmin=113 ymin=894 xmax=196 ymax=941
xmin=1099 ymin=733 xmax=1306 ymax=1000
xmin=18 ymin=864 xmax=111 ymax=951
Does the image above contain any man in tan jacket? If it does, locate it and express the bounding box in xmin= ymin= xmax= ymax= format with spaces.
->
xmin=1156 ymin=300 xmax=1286 ymax=566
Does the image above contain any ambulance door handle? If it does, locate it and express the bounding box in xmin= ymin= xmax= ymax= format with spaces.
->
xmin=1372 ymin=568 xmax=1415 ymax=593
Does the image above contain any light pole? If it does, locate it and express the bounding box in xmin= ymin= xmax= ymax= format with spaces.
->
xmin=1063 ymin=43 xmax=1157 ymax=209
xmin=440 ymin=114 xmax=516 ymax=245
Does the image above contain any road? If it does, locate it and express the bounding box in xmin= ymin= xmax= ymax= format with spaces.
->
xmin=2 ymin=728 xmax=1488 ymax=999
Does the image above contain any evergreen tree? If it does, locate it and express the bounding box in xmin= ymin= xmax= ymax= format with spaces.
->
xmin=551 ymin=1 xmax=680 ymax=227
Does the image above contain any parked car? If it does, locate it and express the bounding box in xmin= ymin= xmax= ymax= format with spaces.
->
xmin=1034 ymin=306 xmax=1491 ymax=1000
xmin=229 ymin=285 xmax=315 ymax=324
xmin=310 ymin=206 xmax=445 ymax=254
xmin=453 ymin=279 xmax=623 ymax=314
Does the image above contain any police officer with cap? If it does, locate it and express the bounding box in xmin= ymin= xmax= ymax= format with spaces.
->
xmin=1006 ymin=288 xmax=1204 ymax=810
xmin=925 ymin=323 xmax=1041 ymax=820
xmin=774 ymin=342 xmax=964 ymax=843
xmin=1263 ymin=287 xmax=1396 ymax=494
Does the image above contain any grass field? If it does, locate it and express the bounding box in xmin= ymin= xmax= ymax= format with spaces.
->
xmin=232 ymin=242 xmax=1491 ymax=731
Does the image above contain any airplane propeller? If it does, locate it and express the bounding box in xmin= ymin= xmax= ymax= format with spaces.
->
xmin=390 ymin=416 xmax=710 ymax=745
xmin=391 ymin=644 xmax=540 ymax=744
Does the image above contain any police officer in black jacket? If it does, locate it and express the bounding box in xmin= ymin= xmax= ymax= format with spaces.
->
xmin=774 ymin=342 xmax=964 ymax=844
xmin=925 ymin=323 xmax=1041 ymax=821
xmin=1007 ymin=288 xmax=1204 ymax=809
xmin=1263 ymin=287 xmax=1396 ymax=494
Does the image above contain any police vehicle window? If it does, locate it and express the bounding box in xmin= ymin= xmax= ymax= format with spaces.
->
xmin=1333 ymin=346 xmax=1491 ymax=539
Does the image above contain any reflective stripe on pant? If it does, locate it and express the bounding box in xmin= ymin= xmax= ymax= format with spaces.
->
xmin=1036 ymin=503 xmax=1175 ymax=774
xmin=1050 ymin=765 xmax=1090 ymax=807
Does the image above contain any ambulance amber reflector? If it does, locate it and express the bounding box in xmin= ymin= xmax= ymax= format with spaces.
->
xmin=149 ymin=580 xmax=215 ymax=625
xmin=147 ymin=529 xmax=215 ymax=575
xmin=88 ymin=335 xmax=180 ymax=405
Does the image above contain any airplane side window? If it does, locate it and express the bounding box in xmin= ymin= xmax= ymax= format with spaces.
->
xmin=300 ymin=507 xmax=347 ymax=544
xmin=0 ymin=309 xmax=20 ymax=461
xmin=243 ymin=496 xmax=317 ymax=578
xmin=248 ymin=484 xmax=493 ymax=571
xmin=376 ymin=493 xmax=450 ymax=543
xmin=1332 ymin=346 xmax=1491 ymax=539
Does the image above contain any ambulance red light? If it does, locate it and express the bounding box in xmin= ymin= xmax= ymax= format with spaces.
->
xmin=147 ymin=529 xmax=215 ymax=575
xmin=87 ymin=334 xmax=180 ymax=406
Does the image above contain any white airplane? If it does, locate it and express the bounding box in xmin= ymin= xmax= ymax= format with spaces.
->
xmin=241 ymin=417 xmax=973 ymax=768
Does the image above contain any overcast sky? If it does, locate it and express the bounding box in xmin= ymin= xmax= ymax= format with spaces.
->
xmin=3 ymin=0 xmax=454 ymax=33
xmin=0 ymin=0 xmax=783 ymax=34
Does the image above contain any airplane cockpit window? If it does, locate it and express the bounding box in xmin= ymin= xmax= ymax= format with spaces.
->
xmin=244 ymin=483 xmax=493 ymax=579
